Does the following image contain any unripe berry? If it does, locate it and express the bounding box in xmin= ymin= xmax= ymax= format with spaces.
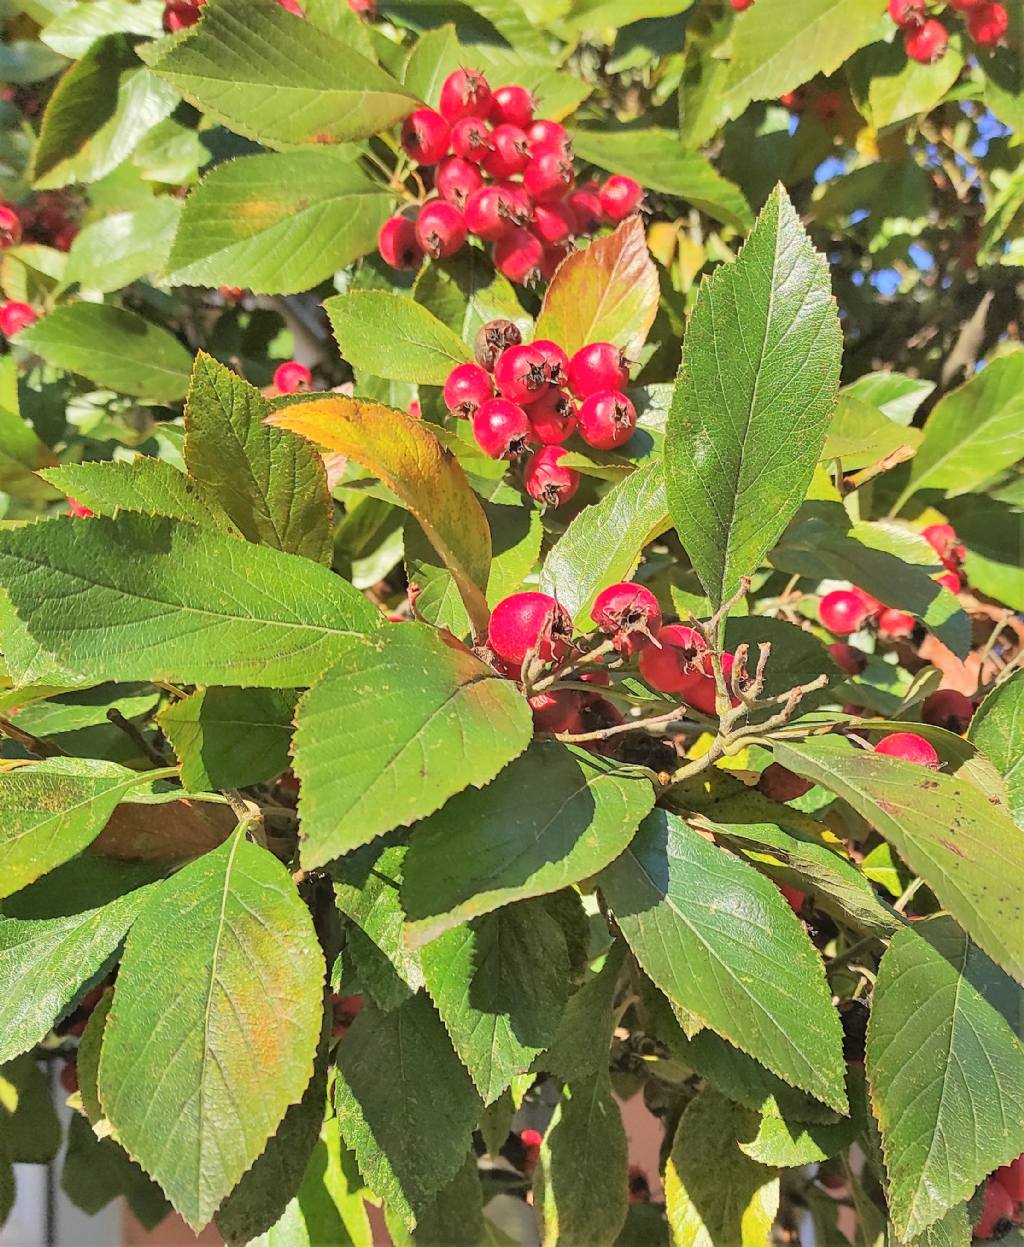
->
xmin=591 ymin=583 xmax=662 ymax=655
xmin=415 ymin=199 xmax=467 ymax=259
xmin=0 ymin=203 xmax=22 ymax=249
xmin=937 ymin=569 xmax=962 ymax=594
xmin=464 ymin=185 xmax=524 ymax=241
xmin=482 ymin=124 xmax=530 ymax=178
xmin=567 ymin=189 xmax=604 ymax=234
xmin=578 ymin=390 xmax=637 ymax=450
xmin=439 ymin=68 xmax=492 ymax=122
xmin=532 ymin=201 xmax=577 ymax=247
xmin=450 ymin=116 xmax=491 ymax=164
xmin=474 ymin=318 xmax=522 ymax=370
xmin=443 ymin=362 xmax=493 ymax=418
xmin=567 ymin=342 xmax=630 ymax=398
xmin=527 ymin=119 xmax=571 ymax=157
xmin=490 ymin=84 xmax=535 ymax=129
xmin=819 ymin=589 xmax=869 ymax=635
xmin=904 ymin=17 xmax=948 ymax=61
xmin=472 ymin=397 xmax=533 ymax=459
xmin=873 ymin=732 xmax=940 ymax=768
xmin=528 ymin=388 xmax=577 ymax=444
xmin=488 ymin=591 xmax=573 ymax=667
xmin=889 ymin=0 xmax=925 ymax=26
xmin=638 ymin=625 xmax=708 ymax=693
xmin=829 ymin=642 xmax=867 ymax=676
xmin=974 ymin=1179 xmax=1015 ymax=1241
xmin=436 ymin=156 xmax=483 ymax=211
xmin=599 ymin=175 xmax=644 ymax=223
xmin=492 ymin=228 xmax=544 ymax=285
xmin=921 ymin=689 xmax=974 ymax=733
xmin=400 ymin=107 xmax=450 ymax=165
xmin=0 ymin=300 xmax=38 ymax=336
xmin=967 ymin=2 xmax=1008 ymax=45
xmin=494 ymin=343 xmax=549 ymax=405
xmin=529 ymin=688 xmax=585 ymax=734
xmin=378 ymin=215 xmax=423 ymax=270
xmin=758 ymin=763 xmax=813 ymax=802
xmin=273 ymin=361 xmax=312 ymax=394
xmin=524 ymin=446 xmax=579 ymax=508
xmin=877 ymin=608 xmax=916 ymax=640
xmin=524 ymin=149 xmax=575 ymax=204
xmin=531 ymin=340 xmax=570 ymax=387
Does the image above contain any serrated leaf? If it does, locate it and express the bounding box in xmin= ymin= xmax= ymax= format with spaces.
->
xmin=774 ymin=737 xmax=1024 ymax=985
xmin=61 ymin=1112 xmax=170 ymax=1229
xmin=665 ymin=184 xmax=841 ymax=608
xmin=970 ymin=672 xmax=1024 ymax=828
xmin=40 ymin=0 xmax=165 ymax=58
xmin=412 ymin=249 xmax=529 ymax=344
xmin=16 ymin=304 xmax=192 ymax=403
xmin=185 ymin=353 xmax=332 ymax=563
xmin=99 ymin=831 xmax=325 ymax=1230
xmin=62 ymin=198 xmax=182 ymax=293
xmin=334 ymin=992 xmax=481 ymax=1226
xmin=164 ymin=150 xmax=392 ymax=294
xmin=866 ymin=917 xmax=1024 ymax=1240
xmin=599 ymin=809 xmax=848 ymax=1112
xmin=293 ymin=624 xmax=532 ymax=867
xmin=536 ymin=939 xmax=625 ymax=1082
xmin=324 ymin=290 xmax=474 ymax=385
xmin=848 ymin=38 xmax=964 ymax=128
xmin=738 ymin=1070 xmax=867 ymax=1167
xmin=821 ymin=394 xmax=922 ymax=470
xmin=145 ymin=0 xmax=415 ymax=148
xmin=402 ymin=741 xmax=655 ymax=946
xmin=388 ymin=1152 xmax=484 ymax=1247
xmin=421 ymin=898 xmax=572 ymax=1104
xmin=0 ymin=514 xmax=381 ymax=689
xmin=534 ymin=217 xmax=660 ymax=360
xmin=0 ymin=1053 xmax=62 ymax=1162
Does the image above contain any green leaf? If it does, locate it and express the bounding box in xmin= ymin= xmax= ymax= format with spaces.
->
xmin=536 ymin=940 xmax=625 ymax=1082
xmin=0 ymin=1053 xmax=62 ymax=1162
xmin=388 ymin=1152 xmax=484 ymax=1247
xmin=334 ymin=992 xmax=481 ymax=1226
xmin=40 ymin=0 xmax=165 ymax=58
xmin=0 ymin=514 xmax=381 ymax=689
xmin=0 ymin=38 xmax=67 ymax=85
xmin=774 ymin=737 xmax=1024 ymax=985
xmin=866 ymin=917 xmax=1024 ymax=1240
xmin=0 ymin=358 xmax=60 ymax=497
xmin=970 ymin=673 xmax=1024 ymax=829
xmin=99 ymin=831 xmax=325 ymax=1230
xmin=325 ymin=291 xmax=473 ymax=386
xmin=75 ymin=986 xmax=112 ymax=1127
xmin=738 ymin=1071 xmax=867 ymax=1167
xmin=402 ymin=741 xmax=655 ymax=946
xmin=159 ymin=687 xmax=296 ymax=792
xmin=821 ymin=393 xmax=922 ymax=470
xmin=570 ymin=129 xmax=752 ymax=231
xmin=62 ymin=198 xmax=182 ymax=293
xmin=841 ymin=372 xmax=934 ymax=425
xmin=420 ymin=898 xmax=573 ymax=1105
xmin=61 ymin=1113 xmax=170 ymax=1229
xmin=145 ymin=0 xmax=415 ymax=148
xmin=15 ymin=304 xmax=192 ymax=403
xmin=665 ymin=1087 xmax=780 ymax=1247
xmin=848 ymin=38 xmax=964 ymax=128
xmin=184 ymin=353 xmax=332 ymax=563
xmin=598 ymin=809 xmax=848 ymax=1112
xmin=33 ymin=34 xmax=178 ymax=188
xmin=412 ymin=248 xmax=529 ymax=344
xmin=293 ymin=624 xmax=532 ymax=868
xmin=0 ymin=758 xmax=163 ymax=900
xmin=665 ymin=185 xmax=841 ymax=608
xmin=539 ymin=461 xmax=670 ymax=626
xmin=164 ymin=150 xmax=392 ymax=294
xmin=724 ymin=615 xmax=839 ymax=716
xmin=533 ymin=1073 xmax=629 ymax=1247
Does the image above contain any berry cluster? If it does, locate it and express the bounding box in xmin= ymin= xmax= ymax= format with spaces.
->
xmin=440 ymin=319 xmax=637 ymax=507
xmin=378 ymin=68 xmax=643 ymax=284
xmin=162 ymin=0 xmax=303 ymax=30
xmin=0 ymin=191 xmax=78 ymax=252
xmin=889 ymin=0 xmax=1008 ymax=62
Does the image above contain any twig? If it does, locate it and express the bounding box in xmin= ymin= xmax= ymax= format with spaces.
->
xmin=555 ymin=705 xmax=690 ymax=745
xmin=106 ymin=708 xmax=169 ymax=767
xmin=0 ymin=716 xmax=67 ymax=758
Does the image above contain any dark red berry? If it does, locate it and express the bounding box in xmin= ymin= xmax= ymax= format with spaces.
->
xmin=528 ymin=388 xmax=577 ymax=445
xmin=472 ymin=397 xmax=533 ymax=459
xmin=829 ymin=642 xmax=867 ymax=676
xmin=567 ymin=189 xmax=604 ymax=234
xmin=818 ymin=590 xmax=869 ymax=635
xmin=415 ymin=199 xmax=467 ymax=259
xmin=637 ymin=625 xmax=708 ymax=693
xmin=493 ymin=228 xmax=543 ymax=284
xmin=904 ymin=17 xmax=948 ymax=60
xmin=524 ymin=149 xmax=575 ymax=204
xmin=590 ymin=583 xmax=662 ymax=655
xmin=450 ymin=116 xmax=491 ymax=164
xmin=0 ymin=203 xmax=22 ymax=249
xmin=378 ymin=215 xmax=423 ymax=269
xmin=532 ymin=201 xmax=576 ymax=246
xmin=474 ymin=319 xmax=522 ymax=370
xmin=443 ymin=362 xmax=493 ymax=418
xmin=921 ymin=689 xmax=974 ymax=733
xmin=524 ymin=446 xmax=580 ymax=508
xmin=757 ymin=763 xmax=813 ymax=802
xmin=567 ymin=342 xmax=630 ymax=399
xmin=273 ymin=361 xmax=312 ymax=393
xmin=482 ymin=124 xmax=530 ymax=178
xmin=488 ymin=591 xmax=573 ymax=666
xmin=495 ymin=343 xmax=549 ymax=405
xmin=873 ymin=732 xmax=940 ymax=767
xmin=400 ymin=108 xmax=451 ymax=165
xmin=529 ymin=688 xmax=585 ymax=733
xmin=439 ymin=68 xmax=492 ymax=122
xmin=975 ymin=1178 xmax=1015 ymax=1241
xmin=598 ymin=176 xmax=644 ymax=223
xmin=490 ymin=84 xmax=535 ymax=129
xmin=436 ymin=156 xmax=483 ymax=211
xmin=577 ymin=390 xmax=637 ymax=450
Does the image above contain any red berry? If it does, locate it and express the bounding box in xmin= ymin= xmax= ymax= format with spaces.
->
xmin=472 ymin=397 xmax=533 ymax=459
xmin=921 ymin=523 xmax=965 ymax=568
xmin=524 ymin=149 xmax=575 ymax=204
xmin=779 ymin=90 xmax=804 ymax=111
xmin=731 ymin=0 xmax=753 ymax=9
xmin=488 ymin=591 xmax=573 ymax=667
xmin=163 ymin=0 xmax=203 ymax=31
xmin=889 ymin=0 xmax=926 ymax=25
xmin=819 ymin=589 xmax=870 ymax=636
xmin=331 ymin=992 xmax=363 ymax=1039
xmin=937 ymin=569 xmax=962 ymax=594
xmin=0 ymin=301 xmax=38 ymax=336
xmin=567 ymin=189 xmax=604 ymax=234
xmin=528 ymin=388 xmax=577 ymax=444
xmin=529 ymin=688 xmax=585 ymax=733
xmin=60 ymin=1059 xmax=79 ymax=1096
xmin=415 ymin=199 xmax=467 ymax=259
xmin=638 ymin=625 xmax=708 ymax=693
xmin=378 ymin=215 xmax=423 ymax=269
xmin=758 ymin=763 xmax=813 ymax=802
xmin=921 ymin=689 xmax=974 ymax=733
xmin=532 ymin=201 xmax=577 ymax=247
xmin=494 ymin=343 xmax=549 ymax=405
xmin=530 ymin=340 xmax=569 ymax=387
xmin=464 ymin=185 xmax=524 ymax=241
xmin=567 ymin=342 xmax=629 ymax=398
xmin=524 ymin=446 xmax=579 ymax=508
xmin=680 ymin=652 xmax=739 ymax=716
xmin=347 ymin=0 xmax=374 ymax=12
xmin=400 ymin=108 xmax=451 ymax=166
xmin=276 ymin=0 xmax=303 ymax=12
xmin=67 ymin=497 xmax=94 ymax=518
xmin=482 ymin=124 xmax=530 ymax=178
xmin=490 ymin=84 xmax=535 ymax=129
xmin=877 ymin=608 xmax=915 ymax=640
xmin=439 ymin=68 xmax=492 ymax=122
xmin=967 ymin=2 xmax=1008 ymax=44
xmin=443 ymin=362 xmax=493 ymax=418
xmin=778 ymin=883 xmax=807 ymax=914
xmin=814 ymin=91 xmax=843 ymax=121
xmin=0 ymin=203 xmax=22 ymax=248
xmin=577 ymin=390 xmax=637 ymax=450
xmin=599 ymin=176 xmax=644 ymax=223
xmin=540 ymin=243 xmax=570 ymax=281
xmin=873 ymin=732 xmax=940 ymax=768
xmin=493 ymin=228 xmax=544 ymax=285
xmin=975 ymin=1179 xmax=1015 ymax=1240
xmin=829 ymin=642 xmax=867 ymax=676
xmin=590 ymin=583 xmax=662 ymax=655
xmin=851 ymin=586 xmax=883 ymax=619
xmin=474 ymin=319 xmax=522 ymax=370
xmin=273 ymin=361 xmax=312 ymax=394
xmin=450 ymin=116 xmax=491 ymax=164
xmin=904 ymin=17 xmax=948 ymax=61
xmin=949 ymin=0 xmax=986 ymax=8
xmin=436 ymin=156 xmax=482 ymax=211
xmin=526 ymin=120 xmax=571 ymax=156
xmin=994 ymin=1156 xmax=1024 ymax=1217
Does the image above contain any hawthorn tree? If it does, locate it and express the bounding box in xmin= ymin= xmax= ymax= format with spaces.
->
xmin=0 ymin=0 xmax=1023 ymax=1245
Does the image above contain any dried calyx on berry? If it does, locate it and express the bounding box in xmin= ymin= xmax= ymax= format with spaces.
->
xmin=523 ymin=445 xmax=579 ymax=508
xmin=474 ymin=318 xmax=522 ymax=370
xmin=488 ymin=591 xmax=573 ymax=668
xmin=590 ymin=583 xmax=662 ymax=655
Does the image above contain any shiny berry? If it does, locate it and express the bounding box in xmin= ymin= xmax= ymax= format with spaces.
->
xmin=531 ymin=340 xmax=570 ymax=387
xmin=482 ymin=124 xmax=530 ymax=178
xmin=443 ymin=362 xmax=493 ymax=418
xmin=526 ymin=119 xmax=571 ymax=156
xmin=829 ymin=642 xmax=867 ymax=676
xmin=436 ymin=156 xmax=482 ymax=211
xmin=921 ymin=689 xmax=974 ymax=733
xmin=488 ymin=591 xmax=573 ymax=666
xmin=873 ymin=732 xmax=940 ymax=768
xmin=273 ymin=361 xmax=312 ymax=393
xmin=567 ymin=342 xmax=629 ymax=398
xmin=599 ymin=176 xmax=644 ymax=223
xmin=415 ymin=199 xmax=466 ymax=259
xmin=577 ymin=390 xmax=637 ymax=450
xmin=680 ymin=652 xmax=738 ymax=716
xmin=472 ymin=397 xmax=533 ymax=459
xmin=638 ymin=625 xmax=708 ymax=693
xmin=532 ymin=201 xmax=577 ymax=246
xmin=731 ymin=0 xmax=753 ymax=9
xmin=529 ymin=688 xmax=585 ymax=734
xmin=967 ymin=2 xmax=1008 ymax=44
xmin=591 ymin=583 xmax=662 ymax=655
xmin=474 ymin=319 xmax=522 ymax=370
xmin=400 ymin=108 xmax=450 ymax=165
xmin=524 ymin=446 xmax=579 ymax=508
xmin=889 ymin=0 xmax=925 ymax=25
xmin=937 ymin=569 xmax=962 ymax=594
xmin=528 ymin=388 xmax=577 ymax=444
xmin=904 ymin=17 xmax=948 ymax=61
xmin=490 ymin=84 xmax=535 ymax=129
xmin=974 ymin=1179 xmax=1015 ymax=1241
xmin=378 ymin=215 xmax=422 ymax=269
xmin=0 ymin=203 xmax=22 ymax=249
xmin=439 ymin=68 xmax=492 ymax=122
xmin=0 ymin=301 xmax=38 ymax=336
xmin=851 ymin=586 xmax=883 ymax=619
xmin=493 ymin=228 xmax=544 ymax=285
xmin=922 ymin=522 xmax=966 ymax=570
xmin=464 ymin=185 xmax=521 ymax=241
xmin=450 ymin=116 xmax=491 ymax=164
xmin=524 ymin=149 xmax=575 ymax=204
xmin=877 ymin=608 xmax=915 ymax=639
xmin=567 ymin=189 xmax=604 ymax=234
xmin=819 ymin=589 xmax=870 ymax=635
xmin=494 ymin=343 xmax=549 ymax=404
xmin=758 ymin=763 xmax=813 ymax=802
